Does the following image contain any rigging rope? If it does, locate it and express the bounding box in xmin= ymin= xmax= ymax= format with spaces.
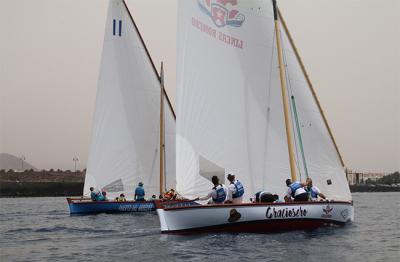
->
xmin=279 ymin=24 xmax=307 ymax=180
xmin=279 ymin=25 xmax=310 ymax=180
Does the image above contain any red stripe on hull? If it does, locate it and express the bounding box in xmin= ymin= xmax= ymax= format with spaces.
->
xmin=162 ymin=219 xmax=347 ymax=235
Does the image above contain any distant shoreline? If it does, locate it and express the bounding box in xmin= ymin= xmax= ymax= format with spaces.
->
xmin=0 ymin=170 xmax=84 ymax=197
xmin=349 ymin=184 xmax=400 ymax=193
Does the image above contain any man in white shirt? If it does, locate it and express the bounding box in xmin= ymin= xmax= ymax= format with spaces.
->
xmin=195 ymin=176 xmax=227 ymax=204
xmin=284 ymin=179 xmax=308 ymax=202
xmin=226 ymin=174 xmax=245 ymax=204
xmin=306 ymin=177 xmax=327 ymax=201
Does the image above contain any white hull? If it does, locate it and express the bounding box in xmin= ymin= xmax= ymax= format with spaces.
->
xmin=156 ymin=201 xmax=354 ymax=234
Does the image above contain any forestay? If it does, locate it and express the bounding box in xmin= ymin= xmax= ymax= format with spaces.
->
xmin=176 ymin=0 xmax=351 ymax=201
xmin=84 ymin=0 xmax=175 ymax=199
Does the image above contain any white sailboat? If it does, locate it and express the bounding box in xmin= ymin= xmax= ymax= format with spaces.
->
xmin=156 ymin=0 xmax=353 ymax=233
xmin=67 ymin=0 xmax=175 ymax=214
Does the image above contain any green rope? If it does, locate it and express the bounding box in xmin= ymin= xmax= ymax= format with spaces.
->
xmin=291 ymin=95 xmax=309 ymax=178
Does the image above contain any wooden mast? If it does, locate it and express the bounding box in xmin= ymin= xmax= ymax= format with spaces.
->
xmin=273 ymin=0 xmax=297 ymax=182
xmin=122 ymin=0 xmax=172 ymax=194
xmin=277 ymin=8 xmax=346 ymax=167
xmin=159 ymin=62 xmax=165 ymax=196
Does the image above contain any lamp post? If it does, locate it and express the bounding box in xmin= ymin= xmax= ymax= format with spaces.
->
xmin=20 ymin=155 xmax=26 ymax=171
xmin=73 ymin=157 xmax=79 ymax=172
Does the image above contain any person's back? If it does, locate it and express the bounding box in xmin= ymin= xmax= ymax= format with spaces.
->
xmin=135 ymin=182 xmax=145 ymax=201
xmin=285 ymin=179 xmax=308 ymax=202
xmin=226 ymin=174 xmax=244 ymax=204
xmin=212 ymin=184 xmax=227 ymax=204
xmin=254 ymin=191 xmax=277 ymax=203
xmin=89 ymin=187 xmax=102 ymax=201
xmin=196 ymin=176 xmax=227 ymax=204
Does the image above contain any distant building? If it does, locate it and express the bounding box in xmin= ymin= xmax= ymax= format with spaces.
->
xmin=346 ymin=169 xmax=387 ymax=185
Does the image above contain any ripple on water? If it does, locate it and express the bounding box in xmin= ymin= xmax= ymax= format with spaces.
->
xmin=0 ymin=194 xmax=399 ymax=262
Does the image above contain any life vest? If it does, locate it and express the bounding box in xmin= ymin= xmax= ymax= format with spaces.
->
xmin=307 ymin=186 xmax=319 ymax=199
xmin=289 ymin=181 xmax=302 ymax=197
xmin=95 ymin=192 xmax=105 ymax=201
xmin=163 ymin=190 xmax=175 ymax=200
xmin=212 ymin=185 xmax=226 ymax=203
xmin=232 ymin=180 xmax=244 ymax=198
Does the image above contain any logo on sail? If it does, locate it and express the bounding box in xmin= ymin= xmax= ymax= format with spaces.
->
xmin=198 ymin=0 xmax=245 ymax=28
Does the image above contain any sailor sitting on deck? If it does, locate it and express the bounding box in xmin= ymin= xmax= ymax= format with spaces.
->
xmin=163 ymin=189 xmax=176 ymax=200
xmin=306 ymin=177 xmax=327 ymax=201
xmin=284 ymin=179 xmax=309 ymax=202
xmin=226 ymin=174 xmax=244 ymax=204
xmin=254 ymin=191 xmax=280 ymax=203
xmin=115 ymin=193 xmax=126 ymax=202
xmin=89 ymin=187 xmax=105 ymax=201
xmin=134 ymin=182 xmax=145 ymax=201
xmin=195 ymin=176 xmax=227 ymax=204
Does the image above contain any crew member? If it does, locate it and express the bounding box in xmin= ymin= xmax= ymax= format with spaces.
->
xmin=284 ymin=179 xmax=308 ymax=202
xmin=163 ymin=189 xmax=176 ymax=200
xmin=195 ymin=176 xmax=227 ymax=204
xmin=306 ymin=177 xmax=327 ymax=201
xmin=89 ymin=187 xmax=104 ymax=201
xmin=254 ymin=191 xmax=279 ymax=203
xmin=116 ymin=193 xmax=126 ymax=202
xmin=226 ymin=174 xmax=244 ymax=204
xmin=134 ymin=182 xmax=145 ymax=201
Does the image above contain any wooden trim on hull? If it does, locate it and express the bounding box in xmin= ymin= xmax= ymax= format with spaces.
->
xmin=162 ymin=218 xmax=347 ymax=235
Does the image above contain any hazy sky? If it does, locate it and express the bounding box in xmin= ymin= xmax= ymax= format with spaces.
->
xmin=0 ymin=0 xmax=399 ymax=172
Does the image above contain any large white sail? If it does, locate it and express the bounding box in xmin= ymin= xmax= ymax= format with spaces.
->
xmin=176 ymin=0 xmax=351 ymax=201
xmin=84 ymin=0 xmax=175 ymax=199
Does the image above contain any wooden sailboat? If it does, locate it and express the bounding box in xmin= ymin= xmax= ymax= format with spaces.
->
xmin=156 ymin=0 xmax=353 ymax=233
xmin=67 ymin=0 xmax=176 ymax=214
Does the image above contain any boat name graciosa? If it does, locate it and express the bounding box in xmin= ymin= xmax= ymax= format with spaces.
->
xmin=266 ymin=206 xmax=307 ymax=219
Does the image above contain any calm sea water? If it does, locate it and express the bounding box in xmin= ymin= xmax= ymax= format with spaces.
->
xmin=0 ymin=193 xmax=399 ymax=262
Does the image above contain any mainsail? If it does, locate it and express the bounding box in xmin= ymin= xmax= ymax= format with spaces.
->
xmin=176 ymin=0 xmax=351 ymax=201
xmin=83 ymin=0 xmax=175 ymax=199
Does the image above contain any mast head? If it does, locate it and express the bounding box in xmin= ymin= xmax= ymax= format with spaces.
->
xmin=272 ymin=0 xmax=278 ymax=21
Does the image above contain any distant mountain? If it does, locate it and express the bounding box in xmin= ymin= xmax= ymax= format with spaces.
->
xmin=0 ymin=153 xmax=38 ymax=171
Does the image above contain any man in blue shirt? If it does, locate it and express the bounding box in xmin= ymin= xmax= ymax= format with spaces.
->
xmin=134 ymin=182 xmax=145 ymax=201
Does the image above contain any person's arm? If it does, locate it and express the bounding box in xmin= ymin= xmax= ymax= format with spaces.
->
xmin=284 ymin=188 xmax=292 ymax=202
xmin=314 ymin=186 xmax=326 ymax=200
xmin=198 ymin=190 xmax=214 ymax=201
xmin=318 ymin=192 xmax=326 ymax=199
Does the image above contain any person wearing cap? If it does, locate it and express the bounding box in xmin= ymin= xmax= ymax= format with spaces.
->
xmin=134 ymin=182 xmax=145 ymax=201
xmin=226 ymin=174 xmax=245 ymax=204
xmin=305 ymin=177 xmax=327 ymax=201
xmin=195 ymin=176 xmax=227 ymax=204
xmin=284 ymin=179 xmax=308 ymax=202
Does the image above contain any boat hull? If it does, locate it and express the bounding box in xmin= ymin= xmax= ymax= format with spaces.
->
xmin=66 ymin=198 xmax=155 ymax=215
xmin=156 ymin=201 xmax=354 ymax=234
